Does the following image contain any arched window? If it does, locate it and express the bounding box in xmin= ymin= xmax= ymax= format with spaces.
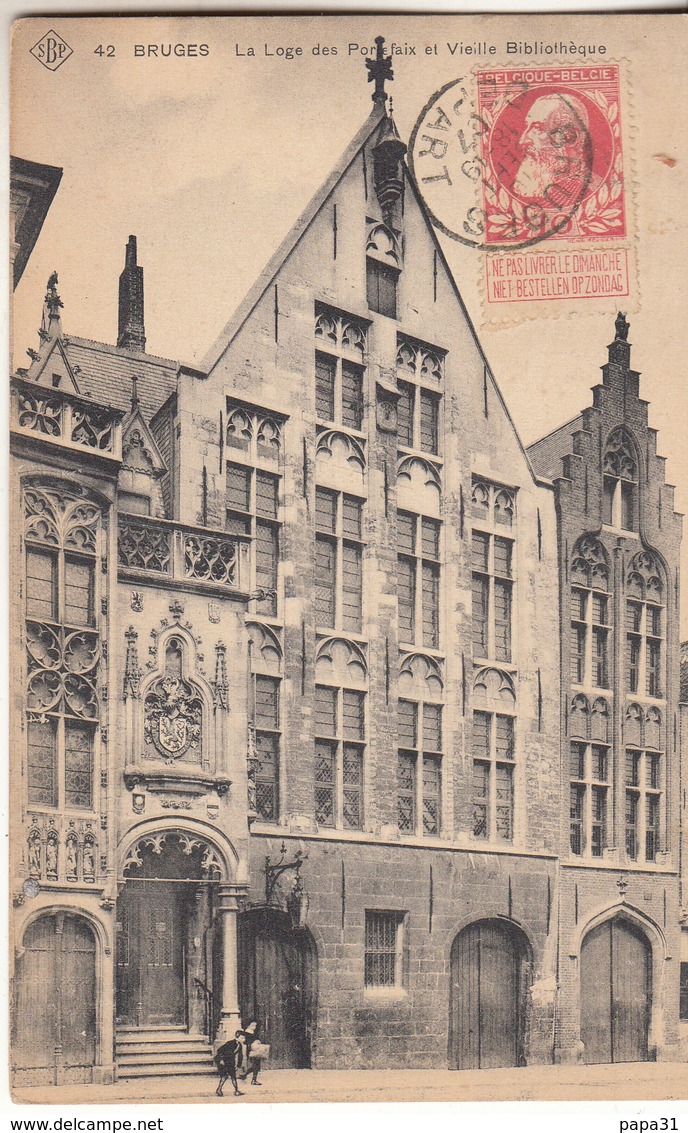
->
xmin=314 ymin=639 xmax=367 ymax=832
xmin=603 ymin=427 xmax=638 ymax=531
xmin=24 ymin=485 xmax=101 ymax=812
xmin=471 ymin=669 xmax=516 ymax=844
xmin=570 ymin=537 xmax=610 ymax=690
xmin=626 ymin=551 xmax=664 ymax=698
xmin=397 ymin=654 xmax=444 ymax=838
xmin=624 ymin=705 xmax=663 ymax=863
xmin=569 ymin=694 xmax=611 ymax=859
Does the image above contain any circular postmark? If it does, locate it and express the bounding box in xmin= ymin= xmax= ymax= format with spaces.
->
xmin=409 ymin=73 xmax=615 ymax=251
xmin=22 ymin=877 xmax=40 ymax=899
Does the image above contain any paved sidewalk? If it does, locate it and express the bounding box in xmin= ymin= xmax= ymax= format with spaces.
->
xmin=11 ymin=1062 xmax=688 ymax=1106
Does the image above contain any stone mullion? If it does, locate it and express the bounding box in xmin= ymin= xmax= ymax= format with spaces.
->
xmin=611 ymin=542 xmax=624 ymax=860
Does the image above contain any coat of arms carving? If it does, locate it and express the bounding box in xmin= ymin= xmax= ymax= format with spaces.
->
xmin=144 ymin=674 xmax=203 ymax=762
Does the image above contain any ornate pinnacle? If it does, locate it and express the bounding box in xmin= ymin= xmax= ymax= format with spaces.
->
xmin=45 ymin=272 xmax=63 ymax=317
xmin=366 ymin=36 xmax=394 ymax=104
xmin=615 ymin=311 xmax=629 ymax=342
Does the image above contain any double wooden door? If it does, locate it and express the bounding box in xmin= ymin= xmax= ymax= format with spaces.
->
xmin=116 ymin=881 xmax=188 ymax=1028
xmin=580 ymin=917 xmax=651 ymax=1064
xmin=450 ymin=919 xmax=527 ymax=1070
xmin=14 ymin=914 xmax=96 ymax=1084
xmin=239 ymin=911 xmax=315 ymax=1068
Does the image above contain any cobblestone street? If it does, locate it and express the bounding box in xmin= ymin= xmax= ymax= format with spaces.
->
xmin=12 ymin=1063 xmax=688 ymax=1107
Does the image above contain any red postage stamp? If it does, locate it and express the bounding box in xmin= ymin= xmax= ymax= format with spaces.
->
xmin=476 ymin=65 xmax=626 ymax=246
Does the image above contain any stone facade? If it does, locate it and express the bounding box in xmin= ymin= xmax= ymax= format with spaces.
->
xmin=9 ymin=86 xmax=685 ymax=1086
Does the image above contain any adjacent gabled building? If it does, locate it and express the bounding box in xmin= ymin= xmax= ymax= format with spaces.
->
xmin=9 ymin=47 xmax=685 ymax=1088
xmin=528 ymin=317 xmax=683 ymax=1063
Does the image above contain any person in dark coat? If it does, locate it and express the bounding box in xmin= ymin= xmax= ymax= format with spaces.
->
xmin=214 ymin=1031 xmax=244 ymax=1097
xmin=238 ymin=1021 xmax=262 ymax=1085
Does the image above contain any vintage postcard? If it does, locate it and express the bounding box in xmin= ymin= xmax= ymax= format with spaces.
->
xmin=8 ymin=12 xmax=688 ymax=1108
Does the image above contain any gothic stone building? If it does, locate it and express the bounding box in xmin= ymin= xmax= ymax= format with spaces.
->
xmin=9 ymin=74 xmax=684 ymax=1086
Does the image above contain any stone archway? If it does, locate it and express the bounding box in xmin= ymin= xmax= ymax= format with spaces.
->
xmin=580 ymin=914 xmax=652 ymax=1064
xmin=14 ymin=912 xmax=97 ymax=1085
xmin=238 ymin=906 xmax=318 ymax=1068
xmin=116 ymin=829 xmax=244 ymax=1041
xmin=449 ymin=918 xmax=531 ymax=1070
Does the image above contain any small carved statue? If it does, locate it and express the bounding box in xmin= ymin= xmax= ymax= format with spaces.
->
xmin=66 ymin=837 xmax=78 ymax=880
xmin=46 ymin=836 xmax=58 ymax=878
xmin=28 ymin=836 xmax=41 ymax=877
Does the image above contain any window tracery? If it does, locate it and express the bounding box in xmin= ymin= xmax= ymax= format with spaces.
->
xmin=24 ymin=486 xmax=102 ymax=813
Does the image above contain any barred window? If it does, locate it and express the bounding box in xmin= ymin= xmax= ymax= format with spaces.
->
xmin=569 ymin=741 xmax=610 ymax=858
xmin=472 ymin=530 xmax=512 ymax=663
xmin=364 ymin=911 xmax=404 ymax=988
xmin=314 ymin=308 xmax=367 ymax=430
xmin=226 ymin=461 xmax=280 ymax=617
xmin=27 ymin=718 xmax=58 ymax=809
xmin=395 ymin=335 xmax=444 ymax=456
xmin=314 ymin=684 xmax=365 ymax=830
xmin=397 ymin=511 xmax=441 ymax=649
xmin=397 ymin=699 xmax=443 ymax=836
xmin=570 ymin=580 xmax=610 ymax=690
xmin=315 ymin=488 xmax=364 ymax=632
xmin=625 ymin=741 xmax=662 ymax=863
xmin=626 ymin=595 xmax=663 ymax=698
xmin=680 ymin=963 xmax=688 ymax=1022
xmin=472 ymin=710 xmax=515 ymax=842
xmin=252 ymin=674 xmax=281 ymax=822
xmin=367 ymin=259 xmax=398 ymax=319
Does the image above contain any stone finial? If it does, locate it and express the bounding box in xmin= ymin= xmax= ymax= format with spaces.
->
xmin=366 ymin=36 xmax=394 ymax=104
xmin=40 ymin=271 xmax=63 ymax=340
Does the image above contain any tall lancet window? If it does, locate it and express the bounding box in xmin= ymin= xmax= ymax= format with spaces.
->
xmin=603 ymin=427 xmax=638 ymax=531
xmin=366 ymin=222 xmax=401 ymax=319
xmin=24 ymin=486 xmax=101 ymax=812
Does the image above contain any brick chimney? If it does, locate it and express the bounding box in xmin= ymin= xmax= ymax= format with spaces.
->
xmin=117 ymin=235 xmax=146 ymax=352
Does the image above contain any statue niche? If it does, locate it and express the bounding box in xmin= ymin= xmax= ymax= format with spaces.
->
xmin=143 ymin=637 xmax=203 ymax=765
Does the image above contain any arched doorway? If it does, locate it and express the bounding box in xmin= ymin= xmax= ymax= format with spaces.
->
xmin=238 ymin=907 xmax=317 ymax=1067
xmin=116 ymin=831 xmax=223 ymax=1033
xmin=580 ymin=915 xmax=652 ymax=1064
xmin=449 ymin=918 xmax=530 ymax=1070
xmin=14 ymin=912 xmax=97 ymax=1085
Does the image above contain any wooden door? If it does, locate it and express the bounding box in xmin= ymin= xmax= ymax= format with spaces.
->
xmin=14 ymin=914 xmax=96 ymax=1085
xmin=239 ymin=911 xmax=315 ymax=1068
xmin=116 ymin=881 xmax=187 ymax=1028
xmin=580 ymin=917 xmax=651 ymax=1064
xmin=450 ymin=920 xmax=524 ymax=1070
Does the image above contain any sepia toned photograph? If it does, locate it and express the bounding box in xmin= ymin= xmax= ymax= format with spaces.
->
xmin=7 ymin=11 xmax=688 ymax=1107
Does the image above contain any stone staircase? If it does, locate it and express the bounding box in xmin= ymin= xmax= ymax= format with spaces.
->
xmin=116 ymin=1028 xmax=215 ymax=1079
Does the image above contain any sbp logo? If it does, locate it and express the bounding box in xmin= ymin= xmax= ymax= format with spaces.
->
xmin=30 ymin=29 xmax=73 ymax=71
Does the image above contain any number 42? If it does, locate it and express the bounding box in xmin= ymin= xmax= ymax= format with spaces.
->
xmin=94 ymin=45 xmax=115 ymax=57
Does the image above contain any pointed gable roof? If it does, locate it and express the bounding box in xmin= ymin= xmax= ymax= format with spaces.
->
xmin=121 ymin=404 xmax=167 ymax=476
xmin=22 ymin=335 xmax=81 ymax=393
xmin=200 ymin=93 xmax=545 ymax=490
xmin=201 ymin=104 xmax=386 ymax=373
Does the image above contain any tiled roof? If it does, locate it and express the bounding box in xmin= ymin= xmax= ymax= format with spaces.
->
xmin=527 ymin=414 xmax=585 ymax=481
xmin=63 ymin=336 xmax=179 ymax=422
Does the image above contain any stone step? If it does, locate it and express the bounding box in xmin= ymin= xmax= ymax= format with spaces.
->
xmin=116 ymin=1027 xmax=187 ymax=1039
xmin=119 ymin=1049 xmax=212 ymax=1066
xmin=118 ymin=1041 xmax=211 ymax=1057
xmin=117 ymin=1061 xmax=217 ymax=1079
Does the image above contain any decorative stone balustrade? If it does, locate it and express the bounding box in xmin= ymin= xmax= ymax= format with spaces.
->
xmin=11 ymin=377 xmax=123 ymax=458
xmin=117 ymin=514 xmax=250 ymax=593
